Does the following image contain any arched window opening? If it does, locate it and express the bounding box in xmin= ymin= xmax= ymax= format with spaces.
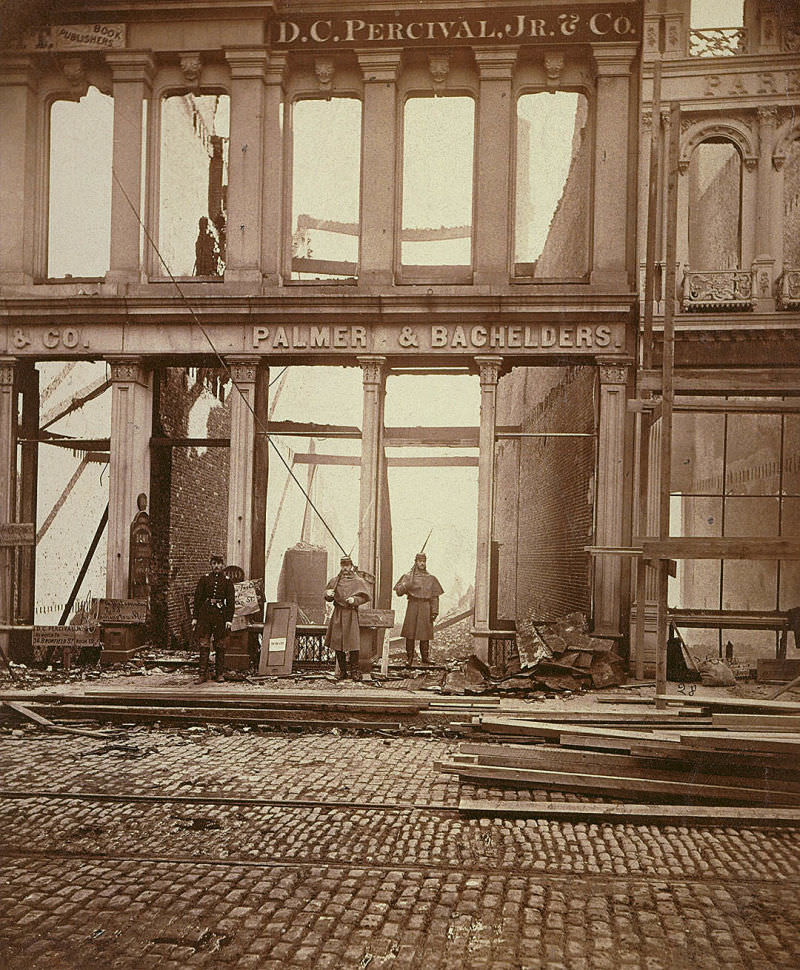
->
xmin=158 ymin=92 xmax=229 ymax=278
xmin=687 ymin=139 xmax=742 ymax=270
xmin=48 ymin=87 xmax=113 ymax=279
xmin=290 ymin=98 xmax=362 ymax=281
xmin=514 ymin=91 xmax=590 ymax=279
xmin=783 ymin=139 xmax=800 ymax=268
xmin=401 ymin=96 xmax=474 ymax=276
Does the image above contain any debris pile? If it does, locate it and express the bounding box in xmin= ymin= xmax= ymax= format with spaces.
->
xmin=440 ymin=692 xmax=800 ymax=819
xmin=442 ymin=612 xmax=626 ymax=696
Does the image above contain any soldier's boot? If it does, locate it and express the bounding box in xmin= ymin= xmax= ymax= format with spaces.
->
xmin=214 ymin=642 xmax=226 ymax=682
xmin=406 ymin=639 xmax=415 ymax=668
xmin=335 ymin=651 xmax=349 ymax=680
xmin=196 ymin=641 xmax=211 ymax=683
xmin=348 ymin=650 xmax=362 ymax=682
xmin=420 ymin=641 xmax=430 ymax=665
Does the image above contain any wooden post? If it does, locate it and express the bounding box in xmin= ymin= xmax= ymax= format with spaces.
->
xmin=634 ymin=56 xmax=662 ymax=679
xmin=655 ymin=102 xmax=681 ymax=708
xmin=0 ymin=359 xmax=17 ymax=661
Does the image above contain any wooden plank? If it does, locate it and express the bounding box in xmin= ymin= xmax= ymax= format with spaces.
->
xmin=80 ymin=688 xmax=425 ymax=706
xmin=628 ymin=741 xmax=800 ymax=769
xmin=638 ymin=368 xmax=800 ymax=396
xmin=457 ymin=744 xmax=800 ymax=793
xmin=458 ymin=799 xmax=800 ymax=827
xmin=17 ymin=704 xmax=403 ymax=730
xmin=478 ymin=718 xmax=667 ymax=743
xmin=672 ymin=610 xmax=788 ymax=631
xmin=664 ymin=695 xmax=800 ymax=714
xmin=640 ymin=537 xmax=800 ymax=561
xmin=2 ymin=701 xmax=119 ymax=739
xmin=449 ymin=764 xmax=800 ymax=806
xmin=712 ymin=713 xmax=800 ymax=731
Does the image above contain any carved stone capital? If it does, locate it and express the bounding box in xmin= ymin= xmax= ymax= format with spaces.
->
xmin=473 ymin=47 xmax=517 ymax=81
xmin=180 ymin=53 xmax=202 ymax=90
xmin=475 ymin=355 xmax=503 ymax=387
xmin=226 ymin=356 xmax=261 ymax=384
xmin=357 ymin=50 xmax=402 ymax=83
xmin=358 ymin=355 xmax=386 ymax=386
xmin=265 ymin=52 xmax=288 ymax=86
xmin=0 ymin=358 xmax=16 ymax=387
xmin=224 ymin=47 xmax=269 ymax=81
xmin=104 ymin=50 xmax=155 ymax=86
xmin=641 ymin=110 xmax=652 ymax=130
xmin=598 ymin=361 xmax=631 ymax=385
xmin=428 ymin=53 xmax=450 ymax=92
xmin=109 ymin=357 xmax=148 ymax=385
xmin=590 ymin=42 xmax=638 ymax=77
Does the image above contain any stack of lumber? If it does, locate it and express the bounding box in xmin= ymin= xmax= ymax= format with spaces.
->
xmin=0 ymin=688 xmax=502 ymax=731
xmin=439 ymin=697 xmax=800 ymax=813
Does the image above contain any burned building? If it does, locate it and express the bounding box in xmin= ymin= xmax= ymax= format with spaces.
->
xmin=1 ymin=0 xmax=798 ymax=679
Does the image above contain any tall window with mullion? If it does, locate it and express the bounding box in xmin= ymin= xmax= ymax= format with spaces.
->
xmin=514 ymin=91 xmax=590 ymax=280
xmin=290 ymin=98 xmax=362 ymax=281
xmin=400 ymin=95 xmax=474 ymax=278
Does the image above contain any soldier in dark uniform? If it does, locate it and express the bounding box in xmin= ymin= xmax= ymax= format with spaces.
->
xmin=324 ymin=555 xmax=371 ymax=681
xmin=394 ymin=553 xmax=444 ymax=667
xmin=192 ymin=554 xmax=235 ymax=682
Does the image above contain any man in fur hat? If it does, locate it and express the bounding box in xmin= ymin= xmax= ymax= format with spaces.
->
xmin=394 ymin=553 xmax=443 ymax=667
xmin=324 ymin=555 xmax=371 ymax=681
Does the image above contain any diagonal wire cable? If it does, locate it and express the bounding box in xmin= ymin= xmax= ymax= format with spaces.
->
xmin=110 ymin=167 xmax=349 ymax=557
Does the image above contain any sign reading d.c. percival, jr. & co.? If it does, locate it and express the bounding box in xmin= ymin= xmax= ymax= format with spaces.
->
xmin=271 ymin=4 xmax=640 ymax=48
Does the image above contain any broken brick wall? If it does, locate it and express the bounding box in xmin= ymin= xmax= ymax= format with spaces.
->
xmin=495 ymin=365 xmax=595 ymax=626
xmin=150 ymin=369 xmax=230 ymax=647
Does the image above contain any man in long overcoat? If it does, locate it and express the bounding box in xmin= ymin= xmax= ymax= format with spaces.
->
xmin=324 ymin=556 xmax=371 ymax=680
xmin=394 ymin=553 xmax=444 ymax=667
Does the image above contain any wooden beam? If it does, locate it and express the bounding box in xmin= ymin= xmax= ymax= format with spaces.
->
xmin=458 ymin=799 xmax=800 ymax=827
xmin=449 ymin=764 xmax=800 ymax=806
xmin=640 ymin=537 xmax=800 ymax=560
xmin=292 ymin=453 xmax=479 ymax=468
xmin=39 ymin=376 xmax=110 ymax=431
xmin=639 ymin=368 xmax=800 ymax=396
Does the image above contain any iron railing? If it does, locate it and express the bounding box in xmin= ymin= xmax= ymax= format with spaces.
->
xmin=293 ymin=624 xmax=335 ymax=667
xmin=689 ymin=27 xmax=746 ymax=57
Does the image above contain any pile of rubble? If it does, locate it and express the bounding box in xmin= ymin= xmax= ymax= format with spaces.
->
xmin=444 ymin=612 xmax=626 ymax=696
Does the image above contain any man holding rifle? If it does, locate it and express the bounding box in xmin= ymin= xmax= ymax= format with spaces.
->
xmin=394 ymin=549 xmax=443 ymax=668
xmin=324 ymin=555 xmax=371 ymax=681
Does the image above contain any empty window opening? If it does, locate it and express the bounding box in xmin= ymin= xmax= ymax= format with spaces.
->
xmin=515 ymin=92 xmax=591 ymax=279
xmin=48 ymin=87 xmax=113 ymax=279
xmin=158 ymin=93 xmax=229 ymax=278
xmin=401 ymin=96 xmax=474 ymax=273
xmin=384 ymin=374 xmax=478 ymax=625
xmin=291 ymin=98 xmax=362 ymax=281
xmin=687 ymin=140 xmax=742 ymax=269
xmin=690 ymin=0 xmax=743 ymax=29
xmin=783 ymin=140 xmax=800 ymax=268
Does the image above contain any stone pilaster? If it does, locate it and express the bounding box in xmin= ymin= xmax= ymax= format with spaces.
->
xmin=590 ymin=44 xmax=637 ymax=289
xmin=0 ymin=58 xmax=38 ymax=285
xmin=594 ymin=360 xmax=632 ymax=636
xmin=357 ymin=52 xmax=401 ymax=284
xmin=225 ymin=357 xmax=264 ymax=571
xmin=0 ymin=360 xmax=17 ymax=660
xmin=261 ymin=54 xmax=287 ymax=285
xmin=105 ymin=52 xmax=154 ymax=286
xmin=472 ymin=355 xmax=503 ymax=663
xmin=224 ymin=49 xmax=268 ymax=283
xmin=754 ymin=106 xmax=778 ymax=311
xmin=474 ymin=49 xmax=517 ymax=284
xmin=357 ymin=356 xmax=386 ymax=578
xmin=107 ymin=358 xmax=152 ymax=598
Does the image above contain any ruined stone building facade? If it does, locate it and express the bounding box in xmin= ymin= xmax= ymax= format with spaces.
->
xmin=1 ymin=0 xmax=799 ymax=671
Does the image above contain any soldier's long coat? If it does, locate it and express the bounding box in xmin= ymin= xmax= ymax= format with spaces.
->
xmin=394 ymin=569 xmax=444 ymax=641
xmin=324 ymin=572 xmax=371 ymax=653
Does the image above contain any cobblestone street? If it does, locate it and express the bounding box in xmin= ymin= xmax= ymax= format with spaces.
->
xmin=1 ymin=728 xmax=800 ymax=969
